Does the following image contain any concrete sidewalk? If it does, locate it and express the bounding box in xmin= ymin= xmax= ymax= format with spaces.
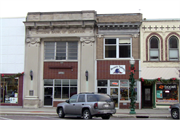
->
xmin=0 ymin=107 xmax=171 ymax=118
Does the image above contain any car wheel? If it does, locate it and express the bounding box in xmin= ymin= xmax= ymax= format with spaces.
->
xmin=171 ymin=109 xmax=179 ymax=119
xmin=58 ymin=108 xmax=65 ymax=118
xmin=102 ymin=115 xmax=110 ymax=119
xmin=83 ymin=109 xmax=92 ymax=119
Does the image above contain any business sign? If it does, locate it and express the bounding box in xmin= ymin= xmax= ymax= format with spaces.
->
xmin=157 ymin=84 xmax=177 ymax=90
xmin=110 ymin=65 xmax=125 ymax=75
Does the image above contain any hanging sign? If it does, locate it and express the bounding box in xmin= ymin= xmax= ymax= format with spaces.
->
xmin=110 ymin=65 xmax=126 ymax=75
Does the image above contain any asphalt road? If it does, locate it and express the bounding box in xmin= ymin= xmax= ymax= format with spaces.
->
xmin=0 ymin=115 xmax=174 ymax=120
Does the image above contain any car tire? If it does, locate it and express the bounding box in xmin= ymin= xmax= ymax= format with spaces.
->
xmin=83 ymin=109 xmax=92 ymax=119
xmin=171 ymin=109 xmax=179 ymax=119
xmin=58 ymin=108 xmax=65 ymax=118
xmin=102 ymin=115 xmax=110 ymax=119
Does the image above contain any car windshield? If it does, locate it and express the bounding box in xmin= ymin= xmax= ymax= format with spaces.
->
xmin=87 ymin=94 xmax=112 ymax=102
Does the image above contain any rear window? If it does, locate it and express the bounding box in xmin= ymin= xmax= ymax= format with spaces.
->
xmin=87 ymin=94 xmax=112 ymax=102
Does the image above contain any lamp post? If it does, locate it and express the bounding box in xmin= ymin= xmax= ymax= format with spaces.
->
xmin=129 ymin=57 xmax=136 ymax=114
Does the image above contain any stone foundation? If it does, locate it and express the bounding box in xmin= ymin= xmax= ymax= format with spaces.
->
xmin=23 ymin=96 xmax=40 ymax=108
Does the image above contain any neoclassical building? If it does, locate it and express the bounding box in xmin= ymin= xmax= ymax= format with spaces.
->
xmin=23 ymin=11 xmax=97 ymax=108
xmin=140 ymin=19 xmax=180 ymax=108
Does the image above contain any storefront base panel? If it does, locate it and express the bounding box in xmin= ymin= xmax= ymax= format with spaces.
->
xmin=23 ymin=96 xmax=40 ymax=108
xmin=119 ymin=103 xmax=139 ymax=109
xmin=53 ymin=101 xmax=65 ymax=107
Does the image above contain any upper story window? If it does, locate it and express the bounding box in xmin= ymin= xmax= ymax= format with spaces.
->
xmin=149 ymin=36 xmax=159 ymax=61
xmin=104 ymin=38 xmax=131 ymax=58
xmin=44 ymin=41 xmax=78 ymax=60
xmin=169 ymin=36 xmax=179 ymax=61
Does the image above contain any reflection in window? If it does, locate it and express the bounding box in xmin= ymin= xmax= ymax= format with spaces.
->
xmin=97 ymin=80 xmax=107 ymax=86
xmin=149 ymin=36 xmax=159 ymax=61
xmin=98 ymin=88 xmax=107 ymax=94
xmin=169 ymin=36 xmax=179 ymax=61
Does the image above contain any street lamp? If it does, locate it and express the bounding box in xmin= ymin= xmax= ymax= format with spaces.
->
xmin=129 ymin=57 xmax=136 ymax=114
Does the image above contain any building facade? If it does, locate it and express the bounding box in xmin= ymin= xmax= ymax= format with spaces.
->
xmin=23 ymin=11 xmax=97 ymax=108
xmin=0 ymin=17 xmax=25 ymax=106
xmin=140 ymin=19 xmax=180 ymax=108
xmin=95 ymin=14 xmax=142 ymax=109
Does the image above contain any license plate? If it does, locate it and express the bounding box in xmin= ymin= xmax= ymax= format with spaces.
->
xmin=104 ymin=104 xmax=109 ymax=107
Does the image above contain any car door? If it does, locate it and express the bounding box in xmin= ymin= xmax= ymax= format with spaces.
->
xmin=75 ymin=94 xmax=86 ymax=115
xmin=64 ymin=94 xmax=78 ymax=115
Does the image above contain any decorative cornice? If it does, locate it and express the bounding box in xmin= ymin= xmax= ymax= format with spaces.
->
xmin=80 ymin=37 xmax=95 ymax=46
xmin=26 ymin=38 xmax=40 ymax=47
xmin=142 ymin=25 xmax=180 ymax=31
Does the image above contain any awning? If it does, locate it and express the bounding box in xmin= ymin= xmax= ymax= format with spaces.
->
xmin=141 ymin=68 xmax=180 ymax=79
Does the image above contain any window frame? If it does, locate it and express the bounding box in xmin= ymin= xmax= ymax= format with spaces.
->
xmin=104 ymin=38 xmax=132 ymax=59
xmin=44 ymin=79 xmax=77 ymax=100
xmin=168 ymin=36 xmax=179 ymax=61
xmin=44 ymin=41 xmax=78 ymax=61
xmin=149 ymin=36 xmax=159 ymax=61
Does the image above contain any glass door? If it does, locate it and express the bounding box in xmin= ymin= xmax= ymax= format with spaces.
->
xmin=44 ymin=87 xmax=53 ymax=106
xmin=110 ymin=88 xmax=118 ymax=108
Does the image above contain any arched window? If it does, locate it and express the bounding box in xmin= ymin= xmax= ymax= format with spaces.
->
xmin=149 ymin=36 xmax=159 ymax=61
xmin=169 ymin=36 xmax=179 ymax=61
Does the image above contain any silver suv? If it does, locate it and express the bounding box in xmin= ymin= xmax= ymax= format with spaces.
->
xmin=56 ymin=92 xmax=116 ymax=119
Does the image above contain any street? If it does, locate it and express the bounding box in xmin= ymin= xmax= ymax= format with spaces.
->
xmin=0 ymin=115 xmax=173 ymax=120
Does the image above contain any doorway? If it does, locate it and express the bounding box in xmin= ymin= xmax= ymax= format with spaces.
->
xmin=110 ymin=88 xmax=119 ymax=108
xmin=142 ymin=83 xmax=152 ymax=108
xmin=44 ymin=87 xmax=53 ymax=106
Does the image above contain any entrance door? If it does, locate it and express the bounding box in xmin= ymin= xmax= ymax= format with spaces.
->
xmin=142 ymin=85 xmax=152 ymax=108
xmin=110 ymin=88 xmax=119 ymax=108
xmin=44 ymin=87 xmax=53 ymax=106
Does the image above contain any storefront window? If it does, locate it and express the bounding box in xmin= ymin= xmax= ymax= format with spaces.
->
xmin=156 ymin=84 xmax=178 ymax=102
xmin=1 ymin=78 xmax=19 ymax=103
xmin=110 ymin=80 xmax=119 ymax=86
xmin=51 ymin=79 xmax=77 ymax=99
xmin=120 ymin=80 xmax=128 ymax=100
xmin=97 ymin=80 xmax=107 ymax=86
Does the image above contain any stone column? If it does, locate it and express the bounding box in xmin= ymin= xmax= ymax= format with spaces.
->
xmin=23 ymin=37 xmax=41 ymax=108
xmin=80 ymin=37 xmax=95 ymax=92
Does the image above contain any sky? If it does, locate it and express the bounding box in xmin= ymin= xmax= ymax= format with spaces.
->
xmin=0 ymin=0 xmax=180 ymax=19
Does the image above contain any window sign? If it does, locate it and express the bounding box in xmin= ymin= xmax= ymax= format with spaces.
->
xmin=157 ymin=90 xmax=163 ymax=98
xmin=110 ymin=65 xmax=125 ymax=74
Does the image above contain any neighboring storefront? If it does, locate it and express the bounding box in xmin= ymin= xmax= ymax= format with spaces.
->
xmin=140 ymin=19 xmax=180 ymax=108
xmin=96 ymin=14 xmax=142 ymax=109
xmin=1 ymin=74 xmax=23 ymax=106
xmin=0 ymin=18 xmax=25 ymax=106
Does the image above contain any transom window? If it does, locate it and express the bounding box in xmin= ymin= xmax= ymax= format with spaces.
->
xmin=104 ymin=38 xmax=131 ymax=58
xmin=169 ymin=36 xmax=179 ymax=61
xmin=149 ymin=36 xmax=159 ymax=61
xmin=44 ymin=41 xmax=78 ymax=60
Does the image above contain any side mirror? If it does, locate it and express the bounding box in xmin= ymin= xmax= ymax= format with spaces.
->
xmin=66 ymin=100 xmax=69 ymax=103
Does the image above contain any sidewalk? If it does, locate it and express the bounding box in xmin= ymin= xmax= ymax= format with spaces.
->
xmin=0 ymin=107 xmax=171 ymax=118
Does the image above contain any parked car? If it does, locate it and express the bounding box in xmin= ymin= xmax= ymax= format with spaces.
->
xmin=56 ymin=92 xmax=116 ymax=119
xmin=169 ymin=103 xmax=179 ymax=119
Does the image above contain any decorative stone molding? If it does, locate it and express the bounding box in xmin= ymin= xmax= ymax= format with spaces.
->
xmin=132 ymin=34 xmax=139 ymax=38
xmin=26 ymin=38 xmax=40 ymax=47
xmin=80 ymin=37 xmax=95 ymax=46
xmin=96 ymin=34 xmax=104 ymax=38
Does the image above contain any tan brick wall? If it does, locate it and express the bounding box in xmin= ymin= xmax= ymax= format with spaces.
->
xmin=132 ymin=37 xmax=140 ymax=59
xmin=97 ymin=14 xmax=142 ymax=23
xmin=96 ymin=37 xmax=103 ymax=59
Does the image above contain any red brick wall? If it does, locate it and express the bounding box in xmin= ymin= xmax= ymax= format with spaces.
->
xmin=0 ymin=74 xmax=23 ymax=106
xmin=53 ymin=101 xmax=65 ymax=107
xmin=97 ymin=60 xmax=139 ymax=79
xmin=44 ymin=62 xmax=78 ymax=79
xmin=119 ymin=103 xmax=139 ymax=109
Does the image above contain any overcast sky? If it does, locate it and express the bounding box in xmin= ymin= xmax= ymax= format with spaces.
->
xmin=0 ymin=0 xmax=180 ymax=19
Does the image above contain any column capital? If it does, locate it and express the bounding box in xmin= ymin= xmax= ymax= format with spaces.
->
xmin=26 ymin=38 xmax=41 ymax=47
xmin=80 ymin=36 xmax=95 ymax=46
